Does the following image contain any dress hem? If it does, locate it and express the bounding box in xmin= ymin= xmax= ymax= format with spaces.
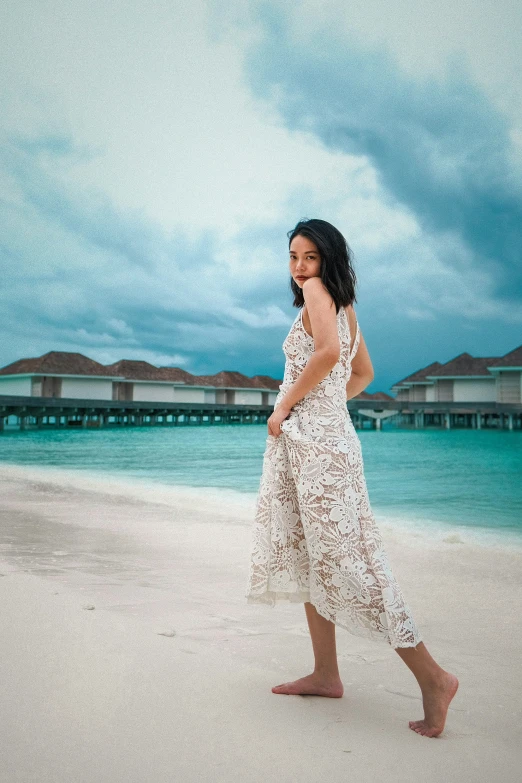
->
xmin=246 ymin=591 xmax=422 ymax=650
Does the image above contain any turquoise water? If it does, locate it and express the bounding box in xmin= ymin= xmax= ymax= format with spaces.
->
xmin=1 ymin=424 xmax=521 ymax=538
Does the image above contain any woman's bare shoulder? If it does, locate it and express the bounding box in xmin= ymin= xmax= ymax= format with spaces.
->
xmin=302 ymin=276 xmax=332 ymax=301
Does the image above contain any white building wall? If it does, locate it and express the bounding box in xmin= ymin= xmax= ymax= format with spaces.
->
xmin=0 ymin=376 xmax=34 ymax=396
xmin=496 ymin=370 xmax=522 ymax=403
xmin=453 ymin=378 xmax=496 ymax=402
xmin=425 ymin=385 xmax=436 ymax=402
xmin=411 ymin=385 xmax=426 ymax=402
xmin=173 ymin=386 xmax=206 ymax=403
xmin=61 ymin=378 xmax=113 ymax=400
xmin=133 ymin=383 xmax=175 ymax=402
xmin=204 ymin=389 xmax=216 ymax=403
xmin=268 ymin=391 xmax=279 ymax=405
xmin=235 ymin=389 xmax=263 ymax=405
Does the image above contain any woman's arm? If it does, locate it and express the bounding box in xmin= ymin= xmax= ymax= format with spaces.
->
xmin=345 ymin=321 xmax=374 ymax=400
xmin=346 ymin=369 xmax=374 ymax=400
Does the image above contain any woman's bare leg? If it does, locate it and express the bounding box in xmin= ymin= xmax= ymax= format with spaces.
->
xmin=272 ymin=602 xmax=344 ymax=697
xmin=395 ymin=642 xmax=459 ymax=737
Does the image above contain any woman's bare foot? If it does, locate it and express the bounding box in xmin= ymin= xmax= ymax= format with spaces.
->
xmin=409 ymin=671 xmax=459 ymax=737
xmin=272 ymin=672 xmax=344 ymax=698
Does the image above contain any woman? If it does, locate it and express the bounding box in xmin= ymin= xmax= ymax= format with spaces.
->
xmin=246 ymin=218 xmax=459 ymax=738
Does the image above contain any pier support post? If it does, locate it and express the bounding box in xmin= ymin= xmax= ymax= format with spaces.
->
xmin=508 ymin=413 xmax=513 ymax=431
xmin=444 ymin=412 xmax=451 ymax=429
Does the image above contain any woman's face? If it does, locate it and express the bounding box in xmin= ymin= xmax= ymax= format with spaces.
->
xmin=289 ymin=234 xmax=321 ymax=288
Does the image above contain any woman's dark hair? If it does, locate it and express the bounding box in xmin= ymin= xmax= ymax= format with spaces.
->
xmin=287 ymin=218 xmax=357 ymax=311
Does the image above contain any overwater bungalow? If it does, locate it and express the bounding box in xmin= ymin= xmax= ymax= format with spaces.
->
xmin=0 ymin=344 xmax=520 ymax=431
xmin=391 ymin=345 xmax=522 ymax=404
xmin=0 ymin=351 xmax=281 ymax=406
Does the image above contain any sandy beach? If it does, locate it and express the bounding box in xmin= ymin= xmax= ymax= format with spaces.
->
xmin=0 ymin=462 xmax=521 ymax=782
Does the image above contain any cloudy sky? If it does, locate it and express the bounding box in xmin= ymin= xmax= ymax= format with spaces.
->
xmin=1 ymin=0 xmax=521 ymax=393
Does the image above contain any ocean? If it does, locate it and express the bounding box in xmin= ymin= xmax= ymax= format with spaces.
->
xmin=1 ymin=423 xmax=521 ymax=542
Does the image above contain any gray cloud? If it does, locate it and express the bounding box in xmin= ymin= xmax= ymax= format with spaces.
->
xmin=0 ymin=130 xmax=294 ymax=378
xmin=242 ymin=4 xmax=522 ymax=300
xmin=2 ymin=1 xmax=521 ymax=394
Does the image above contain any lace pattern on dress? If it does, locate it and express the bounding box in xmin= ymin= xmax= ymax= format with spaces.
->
xmin=245 ymin=305 xmax=422 ymax=649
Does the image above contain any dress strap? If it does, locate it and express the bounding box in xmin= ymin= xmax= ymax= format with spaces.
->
xmin=350 ymin=315 xmax=361 ymax=361
xmin=341 ymin=305 xmax=360 ymax=360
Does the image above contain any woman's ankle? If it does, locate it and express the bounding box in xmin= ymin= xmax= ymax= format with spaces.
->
xmin=313 ymin=665 xmax=341 ymax=681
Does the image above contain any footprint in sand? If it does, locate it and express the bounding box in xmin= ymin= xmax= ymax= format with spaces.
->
xmin=443 ymin=534 xmax=465 ymax=544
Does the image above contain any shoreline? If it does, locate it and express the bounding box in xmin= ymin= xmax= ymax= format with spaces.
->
xmin=0 ymin=461 xmax=521 ymax=780
xmin=1 ymin=459 xmax=521 ymax=552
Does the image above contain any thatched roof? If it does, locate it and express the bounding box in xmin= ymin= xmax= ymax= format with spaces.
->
xmin=427 ymin=353 xmax=500 ymax=378
xmin=251 ymin=374 xmax=283 ymax=391
xmin=0 ymin=351 xmax=113 ymax=377
xmin=195 ymin=370 xmax=270 ymax=389
xmin=488 ymin=345 xmax=522 ymax=368
xmin=0 ymin=351 xmax=282 ymax=390
xmin=157 ymin=367 xmax=198 ymax=384
xmin=393 ymin=361 xmax=444 ymax=386
xmin=355 ymin=391 xmax=394 ymax=401
xmin=104 ymin=359 xmax=165 ymax=381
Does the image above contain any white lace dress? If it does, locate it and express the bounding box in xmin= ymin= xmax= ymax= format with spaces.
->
xmin=246 ymin=305 xmax=422 ymax=648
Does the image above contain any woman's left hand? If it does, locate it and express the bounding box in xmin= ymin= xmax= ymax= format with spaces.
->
xmin=267 ymin=404 xmax=292 ymax=437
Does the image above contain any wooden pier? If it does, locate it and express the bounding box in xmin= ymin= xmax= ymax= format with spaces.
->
xmin=1 ymin=395 xmax=521 ymax=432
xmin=0 ymin=395 xmax=271 ymax=431
xmin=349 ymin=399 xmax=522 ymax=430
